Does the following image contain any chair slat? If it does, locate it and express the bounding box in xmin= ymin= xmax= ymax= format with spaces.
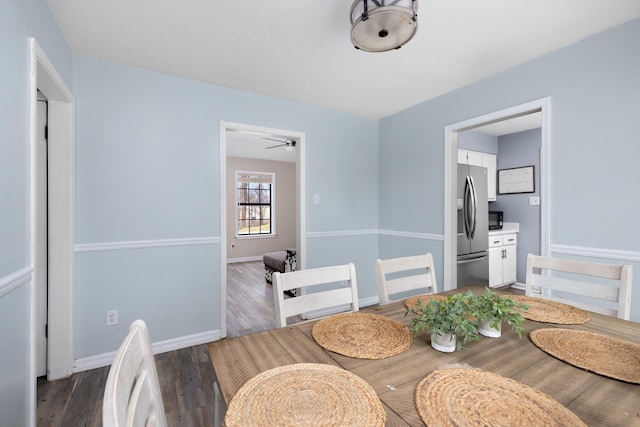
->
xmin=375 ymin=253 xmax=438 ymax=305
xmin=103 ymin=320 xmax=168 ymax=427
xmin=273 ymin=263 xmax=359 ymax=328
xmin=525 ymin=254 xmax=632 ymax=320
xmin=529 ymin=275 xmax=620 ymax=302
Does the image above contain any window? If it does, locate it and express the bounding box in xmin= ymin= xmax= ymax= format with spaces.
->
xmin=236 ymin=171 xmax=275 ymax=236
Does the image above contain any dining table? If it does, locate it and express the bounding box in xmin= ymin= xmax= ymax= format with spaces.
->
xmin=208 ymin=285 xmax=640 ymax=426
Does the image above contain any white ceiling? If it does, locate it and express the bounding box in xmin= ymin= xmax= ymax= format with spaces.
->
xmin=47 ymin=1 xmax=640 ymax=119
xmin=226 ymin=130 xmax=298 ymax=163
xmin=473 ymin=112 xmax=541 ymax=136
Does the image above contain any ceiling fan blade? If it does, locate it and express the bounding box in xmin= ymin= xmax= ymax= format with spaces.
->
xmin=263 ymin=137 xmax=287 ymax=144
xmin=265 ymin=144 xmax=285 ymax=149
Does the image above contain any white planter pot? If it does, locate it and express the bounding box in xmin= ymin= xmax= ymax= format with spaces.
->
xmin=431 ymin=331 xmax=457 ymax=353
xmin=478 ymin=319 xmax=502 ymax=338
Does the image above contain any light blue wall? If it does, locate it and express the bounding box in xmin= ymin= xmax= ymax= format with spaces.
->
xmin=379 ymin=18 xmax=640 ymax=321
xmin=73 ymin=57 xmax=379 ymax=356
xmin=458 ymin=130 xmax=498 ymax=154
xmin=0 ymin=285 xmax=31 ymax=427
xmin=0 ymin=0 xmax=73 ymax=424
xmin=493 ymin=129 xmax=542 ymax=283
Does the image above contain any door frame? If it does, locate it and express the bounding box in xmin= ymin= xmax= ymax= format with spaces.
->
xmin=219 ymin=121 xmax=306 ymax=338
xmin=29 ymin=38 xmax=75 ymax=383
xmin=443 ymin=97 xmax=550 ymax=291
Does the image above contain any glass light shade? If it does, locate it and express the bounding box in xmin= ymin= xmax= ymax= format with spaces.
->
xmin=350 ymin=0 xmax=418 ymax=52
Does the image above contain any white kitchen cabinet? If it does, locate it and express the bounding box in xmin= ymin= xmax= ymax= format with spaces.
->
xmin=488 ymin=232 xmax=517 ymax=288
xmin=458 ymin=149 xmax=497 ymax=201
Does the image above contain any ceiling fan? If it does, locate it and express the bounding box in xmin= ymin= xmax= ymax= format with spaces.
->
xmin=263 ymin=137 xmax=296 ymax=151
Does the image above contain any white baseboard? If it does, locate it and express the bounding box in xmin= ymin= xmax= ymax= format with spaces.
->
xmin=73 ymin=328 xmax=221 ymax=373
xmin=227 ymin=256 xmax=262 ymax=264
xmin=359 ymin=296 xmax=379 ymax=308
xmin=510 ymin=282 xmax=525 ymax=291
xmin=301 ymin=296 xmax=379 ymax=320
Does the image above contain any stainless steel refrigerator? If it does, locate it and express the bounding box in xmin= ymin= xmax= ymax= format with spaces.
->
xmin=457 ymin=164 xmax=489 ymax=287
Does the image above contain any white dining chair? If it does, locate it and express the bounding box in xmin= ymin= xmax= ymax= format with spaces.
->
xmin=103 ymin=319 xmax=168 ymax=427
xmin=525 ymin=254 xmax=633 ymax=320
xmin=375 ymin=253 xmax=438 ymax=306
xmin=273 ymin=263 xmax=359 ymax=328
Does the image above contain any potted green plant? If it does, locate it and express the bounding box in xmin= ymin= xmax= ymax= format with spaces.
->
xmin=471 ymin=288 xmax=529 ymax=338
xmin=405 ymin=291 xmax=478 ymax=352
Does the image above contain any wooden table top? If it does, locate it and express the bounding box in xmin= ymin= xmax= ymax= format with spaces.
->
xmin=208 ymin=286 xmax=640 ymax=426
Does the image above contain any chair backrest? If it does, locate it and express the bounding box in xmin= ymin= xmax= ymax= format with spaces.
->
xmin=103 ymin=319 xmax=168 ymax=427
xmin=375 ymin=253 xmax=438 ymax=305
xmin=525 ymin=254 xmax=633 ymax=320
xmin=273 ymin=263 xmax=359 ymax=328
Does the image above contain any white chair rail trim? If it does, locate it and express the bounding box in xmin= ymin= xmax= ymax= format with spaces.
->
xmin=306 ymin=229 xmax=378 ymax=238
xmin=74 ymin=229 xmax=447 ymax=253
xmin=75 ymin=237 xmax=220 ymax=253
xmin=306 ymin=229 xmax=444 ymax=241
xmin=379 ymin=229 xmax=444 ymax=241
xmin=551 ymin=244 xmax=640 ymax=263
xmin=0 ymin=266 xmax=33 ymax=298
xmin=74 ymin=328 xmax=220 ymax=373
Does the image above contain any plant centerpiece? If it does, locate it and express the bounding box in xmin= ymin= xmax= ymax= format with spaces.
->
xmin=405 ymin=291 xmax=478 ymax=352
xmin=471 ymin=288 xmax=529 ymax=338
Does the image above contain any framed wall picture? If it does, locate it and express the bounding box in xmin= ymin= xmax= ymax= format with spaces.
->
xmin=498 ymin=165 xmax=535 ymax=194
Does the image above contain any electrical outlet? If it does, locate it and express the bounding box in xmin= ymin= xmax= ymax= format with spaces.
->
xmin=529 ymin=196 xmax=540 ymax=206
xmin=106 ymin=309 xmax=119 ymax=326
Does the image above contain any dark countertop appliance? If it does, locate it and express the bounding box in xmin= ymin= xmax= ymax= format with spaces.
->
xmin=489 ymin=211 xmax=503 ymax=230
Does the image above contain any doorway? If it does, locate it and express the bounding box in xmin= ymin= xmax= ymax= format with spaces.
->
xmin=443 ymin=98 xmax=551 ymax=291
xmin=218 ymin=121 xmax=306 ymax=338
xmin=30 ymin=39 xmax=75 ymax=381
xmin=35 ymin=91 xmax=48 ymax=377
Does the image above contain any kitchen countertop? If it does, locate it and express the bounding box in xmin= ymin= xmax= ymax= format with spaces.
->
xmin=488 ymin=222 xmax=519 ymax=235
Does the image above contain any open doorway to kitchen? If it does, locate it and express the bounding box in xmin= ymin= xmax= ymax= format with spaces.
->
xmin=219 ymin=122 xmax=306 ymax=338
xmin=443 ymin=98 xmax=550 ymax=291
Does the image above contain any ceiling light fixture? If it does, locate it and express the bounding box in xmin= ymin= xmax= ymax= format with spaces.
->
xmin=350 ymin=0 xmax=418 ymax=52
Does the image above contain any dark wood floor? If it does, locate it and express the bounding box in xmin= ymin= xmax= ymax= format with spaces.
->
xmin=37 ymin=261 xmax=274 ymax=426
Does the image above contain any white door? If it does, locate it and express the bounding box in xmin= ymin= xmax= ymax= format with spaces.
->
xmin=503 ymin=244 xmax=517 ymax=285
xmin=488 ymin=246 xmax=503 ymax=288
xmin=36 ymin=96 xmax=48 ymax=376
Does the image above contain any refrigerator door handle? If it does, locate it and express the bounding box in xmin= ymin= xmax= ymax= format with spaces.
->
xmin=469 ymin=175 xmax=477 ymax=239
xmin=464 ymin=176 xmax=472 ymax=239
xmin=457 ymin=254 xmax=488 ymax=264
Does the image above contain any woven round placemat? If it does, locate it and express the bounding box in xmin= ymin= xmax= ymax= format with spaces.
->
xmin=311 ymin=312 xmax=412 ymax=359
xmin=415 ymin=367 xmax=586 ymax=426
xmin=404 ymin=293 xmax=448 ymax=309
xmin=224 ymin=363 xmax=385 ymax=427
xmin=530 ymin=328 xmax=640 ymax=384
xmin=510 ymin=295 xmax=591 ymax=324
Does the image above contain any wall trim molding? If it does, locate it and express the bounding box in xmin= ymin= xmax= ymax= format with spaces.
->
xmin=73 ymin=328 xmax=221 ymax=373
xmin=75 ymin=237 xmax=220 ymax=253
xmin=306 ymin=229 xmax=444 ymax=241
xmin=551 ymin=244 xmax=640 ymax=263
xmin=306 ymin=229 xmax=378 ymax=238
xmin=227 ymin=256 xmax=263 ymax=264
xmin=0 ymin=267 xmax=33 ymax=298
xmin=379 ymin=229 xmax=445 ymax=241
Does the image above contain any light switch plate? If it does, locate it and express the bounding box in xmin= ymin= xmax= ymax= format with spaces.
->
xmin=313 ymin=194 xmax=320 ymax=205
xmin=529 ymin=196 xmax=540 ymax=206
